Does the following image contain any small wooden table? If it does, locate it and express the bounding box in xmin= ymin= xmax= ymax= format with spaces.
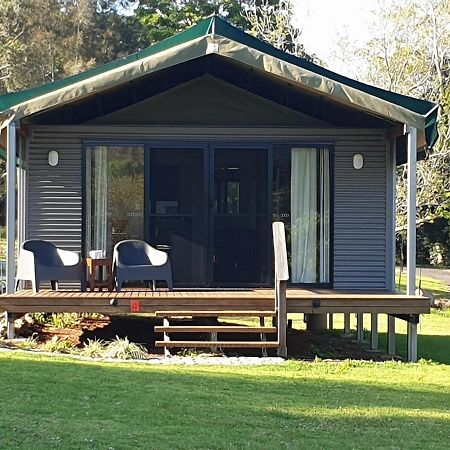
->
xmin=85 ymin=257 xmax=114 ymax=292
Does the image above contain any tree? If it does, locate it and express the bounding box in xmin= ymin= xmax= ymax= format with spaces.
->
xmin=243 ymin=0 xmax=313 ymax=60
xmin=355 ymin=0 xmax=450 ymax=234
xmin=0 ymin=0 xmax=142 ymax=94
xmin=134 ymin=0 xmax=281 ymax=45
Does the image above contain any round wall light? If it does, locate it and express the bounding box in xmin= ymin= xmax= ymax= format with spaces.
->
xmin=353 ymin=153 xmax=364 ymax=170
xmin=48 ymin=150 xmax=59 ymax=166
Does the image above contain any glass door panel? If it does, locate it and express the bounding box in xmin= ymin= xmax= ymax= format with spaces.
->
xmin=85 ymin=145 xmax=145 ymax=257
xmin=213 ymin=148 xmax=269 ymax=284
xmin=148 ymin=148 xmax=207 ymax=285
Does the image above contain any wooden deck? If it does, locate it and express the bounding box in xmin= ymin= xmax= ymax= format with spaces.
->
xmin=0 ymin=288 xmax=430 ymax=315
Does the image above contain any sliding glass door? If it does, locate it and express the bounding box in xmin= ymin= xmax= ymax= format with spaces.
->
xmin=85 ymin=145 xmax=145 ymax=257
xmin=148 ymin=147 xmax=208 ymax=285
xmin=273 ymin=147 xmax=330 ymax=284
xmin=85 ymin=143 xmax=331 ymax=287
xmin=213 ymin=148 xmax=269 ymax=285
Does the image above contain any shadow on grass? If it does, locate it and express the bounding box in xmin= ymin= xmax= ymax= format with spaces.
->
xmin=0 ymin=355 xmax=449 ymax=449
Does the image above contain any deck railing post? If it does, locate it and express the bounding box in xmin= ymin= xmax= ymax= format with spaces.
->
xmin=272 ymin=222 xmax=289 ymax=358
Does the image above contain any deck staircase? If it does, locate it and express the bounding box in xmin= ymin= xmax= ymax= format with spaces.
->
xmin=154 ymin=310 xmax=278 ymax=355
xmin=154 ymin=222 xmax=289 ymax=357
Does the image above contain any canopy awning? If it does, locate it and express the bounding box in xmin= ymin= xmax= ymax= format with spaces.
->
xmin=0 ymin=16 xmax=439 ymax=151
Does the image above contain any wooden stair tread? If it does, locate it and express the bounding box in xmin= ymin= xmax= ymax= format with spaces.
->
xmin=154 ymin=326 xmax=277 ymax=333
xmin=155 ymin=340 xmax=280 ymax=348
xmin=155 ymin=310 xmax=275 ymax=317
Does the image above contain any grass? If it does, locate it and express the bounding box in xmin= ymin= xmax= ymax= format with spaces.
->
xmin=0 ymin=353 xmax=450 ymax=449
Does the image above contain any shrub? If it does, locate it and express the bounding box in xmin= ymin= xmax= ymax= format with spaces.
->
xmin=103 ymin=336 xmax=149 ymax=360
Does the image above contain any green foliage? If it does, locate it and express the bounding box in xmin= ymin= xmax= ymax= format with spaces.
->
xmin=81 ymin=338 xmax=107 ymax=358
xmin=0 ymin=0 xmax=143 ymax=94
xmin=135 ymin=0 xmax=257 ymax=44
xmin=103 ymin=335 xmax=149 ymax=359
xmin=33 ymin=312 xmax=81 ymax=328
xmin=42 ymin=337 xmax=76 ymax=353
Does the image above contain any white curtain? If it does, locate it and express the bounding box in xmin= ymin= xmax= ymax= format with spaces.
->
xmin=291 ymin=148 xmax=317 ymax=283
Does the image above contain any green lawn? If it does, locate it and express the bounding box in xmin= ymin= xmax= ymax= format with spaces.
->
xmin=0 ymin=353 xmax=450 ymax=449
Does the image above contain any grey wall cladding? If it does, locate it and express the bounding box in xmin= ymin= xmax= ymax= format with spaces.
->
xmin=27 ymin=131 xmax=82 ymax=252
xmin=26 ymin=126 xmax=389 ymax=290
xmin=333 ymin=136 xmax=387 ymax=290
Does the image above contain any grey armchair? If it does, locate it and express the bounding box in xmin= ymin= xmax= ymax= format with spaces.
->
xmin=113 ymin=240 xmax=173 ymax=292
xmin=15 ymin=240 xmax=86 ymax=293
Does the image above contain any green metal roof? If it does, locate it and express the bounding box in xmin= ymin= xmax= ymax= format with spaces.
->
xmin=0 ymin=15 xmax=439 ymax=148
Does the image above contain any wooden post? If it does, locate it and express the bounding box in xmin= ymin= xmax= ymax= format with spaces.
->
xmin=272 ymin=222 xmax=289 ymax=358
xmin=387 ymin=315 xmax=396 ymax=355
xmin=328 ymin=313 xmax=334 ymax=330
xmin=260 ymin=316 xmax=268 ymax=357
xmin=370 ymin=313 xmax=378 ymax=350
xmin=407 ymin=321 xmax=418 ymax=362
xmin=6 ymin=312 xmax=16 ymax=339
xmin=356 ymin=313 xmax=364 ymax=342
xmin=276 ymin=280 xmax=287 ymax=358
xmin=163 ymin=317 xmax=171 ymax=357
xmin=344 ymin=313 xmax=351 ymax=334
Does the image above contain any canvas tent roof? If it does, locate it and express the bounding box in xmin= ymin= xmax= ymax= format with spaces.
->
xmin=0 ymin=15 xmax=439 ymax=149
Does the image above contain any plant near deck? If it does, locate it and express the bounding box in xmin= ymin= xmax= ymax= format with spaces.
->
xmin=81 ymin=339 xmax=106 ymax=358
xmin=42 ymin=337 xmax=76 ymax=354
xmin=103 ymin=336 xmax=149 ymax=360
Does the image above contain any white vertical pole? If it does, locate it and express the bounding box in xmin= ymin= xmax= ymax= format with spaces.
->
xmin=6 ymin=122 xmax=17 ymax=294
xmin=406 ymin=126 xmax=417 ymax=296
xmin=406 ymin=126 xmax=418 ymax=362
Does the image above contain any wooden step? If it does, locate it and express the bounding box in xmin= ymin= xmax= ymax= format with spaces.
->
xmin=155 ymin=310 xmax=275 ymax=317
xmin=155 ymin=340 xmax=280 ymax=349
xmin=154 ymin=326 xmax=277 ymax=334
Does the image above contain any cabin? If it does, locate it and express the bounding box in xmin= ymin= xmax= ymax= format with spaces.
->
xmin=0 ymin=17 xmax=437 ymax=360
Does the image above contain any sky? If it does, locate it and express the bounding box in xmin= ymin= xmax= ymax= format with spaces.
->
xmin=293 ymin=0 xmax=376 ymax=76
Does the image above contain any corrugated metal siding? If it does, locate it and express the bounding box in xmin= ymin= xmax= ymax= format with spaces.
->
xmin=333 ymin=135 xmax=387 ymax=290
xmin=27 ymin=132 xmax=82 ymax=252
xmin=27 ymin=126 xmax=389 ymax=289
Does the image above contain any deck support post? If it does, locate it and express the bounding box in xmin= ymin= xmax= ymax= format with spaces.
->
xmin=407 ymin=321 xmax=418 ymax=362
xmin=277 ymin=280 xmax=287 ymax=358
xmin=260 ymin=316 xmax=268 ymax=357
xmin=6 ymin=122 xmax=17 ymax=295
xmin=5 ymin=312 xmax=16 ymax=339
xmin=387 ymin=315 xmax=396 ymax=355
xmin=163 ymin=317 xmax=171 ymax=357
xmin=356 ymin=313 xmax=364 ymax=342
xmin=328 ymin=313 xmax=333 ymax=331
xmin=343 ymin=313 xmax=351 ymax=334
xmin=370 ymin=313 xmax=378 ymax=350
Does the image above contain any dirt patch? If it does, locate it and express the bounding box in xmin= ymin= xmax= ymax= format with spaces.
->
xmin=14 ymin=315 xmax=396 ymax=361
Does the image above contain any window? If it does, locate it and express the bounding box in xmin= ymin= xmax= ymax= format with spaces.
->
xmin=273 ymin=147 xmax=330 ymax=284
xmin=85 ymin=145 xmax=145 ymax=256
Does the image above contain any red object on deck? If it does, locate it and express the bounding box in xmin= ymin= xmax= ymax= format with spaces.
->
xmin=130 ymin=300 xmax=141 ymax=312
